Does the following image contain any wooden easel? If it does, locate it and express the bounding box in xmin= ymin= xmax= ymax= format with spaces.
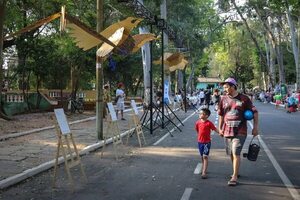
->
xmin=101 ymin=102 xmax=123 ymax=160
xmin=127 ymin=100 xmax=146 ymax=147
xmin=52 ymin=108 xmax=87 ymax=190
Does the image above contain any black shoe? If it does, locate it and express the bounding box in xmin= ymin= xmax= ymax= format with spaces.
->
xmin=121 ymin=118 xmax=126 ymax=120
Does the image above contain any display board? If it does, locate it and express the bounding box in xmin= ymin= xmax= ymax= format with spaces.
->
xmin=107 ymin=102 xmax=117 ymax=121
xmin=54 ymin=108 xmax=71 ymax=135
xmin=131 ymin=100 xmax=139 ymax=115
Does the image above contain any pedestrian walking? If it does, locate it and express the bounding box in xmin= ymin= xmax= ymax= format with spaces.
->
xmin=204 ymin=89 xmax=211 ymax=109
xmin=195 ymin=108 xmax=221 ymax=179
xmin=116 ymin=82 xmax=126 ymax=120
xmin=218 ymin=77 xmax=259 ymax=186
xmin=212 ymin=88 xmax=220 ymax=111
xmin=198 ymin=89 xmax=205 ymax=105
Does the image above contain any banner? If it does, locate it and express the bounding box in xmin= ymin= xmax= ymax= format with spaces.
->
xmin=164 ymin=80 xmax=171 ymax=104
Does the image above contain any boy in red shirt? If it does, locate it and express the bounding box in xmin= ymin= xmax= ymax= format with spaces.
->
xmin=195 ymin=108 xmax=221 ymax=179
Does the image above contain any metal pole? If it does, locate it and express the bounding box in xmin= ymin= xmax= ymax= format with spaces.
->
xmin=150 ymin=24 xmax=153 ymax=134
xmin=183 ymin=67 xmax=187 ymax=113
xmin=161 ymin=30 xmax=164 ymax=129
xmin=96 ymin=0 xmax=104 ymax=140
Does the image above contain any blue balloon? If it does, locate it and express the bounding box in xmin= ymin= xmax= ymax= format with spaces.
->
xmin=244 ymin=110 xmax=254 ymax=120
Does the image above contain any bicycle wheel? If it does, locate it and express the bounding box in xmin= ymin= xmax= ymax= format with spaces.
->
xmin=65 ymin=100 xmax=72 ymax=116
xmin=77 ymin=102 xmax=84 ymax=114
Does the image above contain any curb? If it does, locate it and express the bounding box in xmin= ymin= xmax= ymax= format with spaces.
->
xmin=0 ymin=105 xmax=183 ymax=190
xmin=0 ymin=128 xmax=134 ymax=190
xmin=0 ymin=107 xmax=137 ymax=141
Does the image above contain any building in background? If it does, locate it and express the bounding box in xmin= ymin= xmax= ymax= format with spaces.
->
xmin=196 ymin=77 xmax=222 ymax=90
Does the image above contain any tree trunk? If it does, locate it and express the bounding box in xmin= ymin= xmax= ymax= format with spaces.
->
xmin=138 ymin=0 xmax=151 ymax=104
xmin=264 ymin=35 xmax=272 ymax=88
xmin=186 ymin=64 xmax=194 ymax=94
xmin=0 ymin=0 xmax=10 ymax=120
xmin=252 ymin=5 xmax=287 ymax=85
xmin=160 ymin=0 xmax=170 ymax=83
xmin=177 ymin=70 xmax=184 ymax=92
xmin=269 ymin=38 xmax=276 ymax=87
xmin=285 ymin=0 xmax=300 ymax=89
xmin=276 ymin=17 xmax=286 ymax=84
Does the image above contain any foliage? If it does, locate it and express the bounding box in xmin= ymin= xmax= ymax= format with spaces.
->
xmin=208 ymin=24 xmax=257 ymax=88
xmin=4 ymin=0 xmax=299 ymax=99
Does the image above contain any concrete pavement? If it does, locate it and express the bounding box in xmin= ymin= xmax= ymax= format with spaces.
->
xmin=0 ymin=105 xmax=192 ymax=190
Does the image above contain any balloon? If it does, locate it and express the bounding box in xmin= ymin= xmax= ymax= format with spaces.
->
xmin=244 ymin=110 xmax=254 ymax=120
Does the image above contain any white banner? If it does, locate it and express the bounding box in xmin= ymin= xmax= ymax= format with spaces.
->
xmin=164 ymin=80 xmax=170 ymax=104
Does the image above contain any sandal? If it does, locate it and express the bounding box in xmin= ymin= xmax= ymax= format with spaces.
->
xmin=227 ymin=180 xmax=238 ymax=186
xmin=201 ymin=174 xmax=208 ymax=179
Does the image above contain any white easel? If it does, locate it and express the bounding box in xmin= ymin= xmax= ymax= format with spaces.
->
xmin=101 ymin=102 xmax=123 ymax=159
xmin=127 ymin=100 xmax=146 ymax=147
xmin=52 ymin=108 xmax=87 ymax=190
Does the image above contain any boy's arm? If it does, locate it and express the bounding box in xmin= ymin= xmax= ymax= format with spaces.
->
xmin=211 ymin=121 xmax=223 ymax=137
xmin=213 ymin=126 xmax=223 ymax=137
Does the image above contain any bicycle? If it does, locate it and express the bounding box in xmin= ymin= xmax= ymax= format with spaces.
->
xmin=65 ymin=97 xmax=84 ymax=115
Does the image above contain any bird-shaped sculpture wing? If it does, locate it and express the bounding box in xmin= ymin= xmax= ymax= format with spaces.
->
xmin=100 ymin=17 xmax=143 ymax=46
xmin=97 ymin=27 xmax=125 ymax=58
xmin=169 ymin=59 xmax=188 ymax=72
xmin=153 ymin=52 xmax=173 ymax=65
xmin=131 ymin=34 xmax=157 ymax=53
xmin=65 ymin=14 xmax=116 ymax=51
xmin=102 ymin=17 xmax=143 ymax=56
xmin=4 ymin=13 xmax=61 ymax=40
xmin=166 ymin=52 xmax=184 ymax=67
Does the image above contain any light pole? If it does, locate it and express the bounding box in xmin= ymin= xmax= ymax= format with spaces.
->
xmin=96 ymin=0 xmax=104 ymax=140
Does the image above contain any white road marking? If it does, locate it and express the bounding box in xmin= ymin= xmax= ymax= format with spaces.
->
xmin=180 ymin=188 xmax=193 ymax=200
xmin=194 ymin=163 xmax=202 ymax=174
xmin=248 ymin=122 xmax=300 ymax=200
xmin=153 ymin=111 xmax=197 ymax=146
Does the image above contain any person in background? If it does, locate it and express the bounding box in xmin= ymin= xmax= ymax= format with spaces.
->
xmin=103 ymin=84 xmax=111 ymax=119
xmin=286 ymin=94 xmax=298 ymax=113
xmin=274 ymin=93 xmax=282 ymax=109
xmin=212 ymin=88 xmax=220 ymax=111
xmin=198 ymin=89 xmax=205 ymax=106
xmin=259 ymin=91 xmax=266 ymax=102
xmin=296 ymin=90 xmax=300 ymax=110
xmin=204 ymin=89 xmax=211 ymax=109
xmin=195 ymin=108 xmax=221 ymax=179
xmin=218 ymin=77 xmax=259 ymax=186
xmin=156 ymin=86 xmax=163 ymax=107
xmin=116 ymin=82 xmax=126 ymax=120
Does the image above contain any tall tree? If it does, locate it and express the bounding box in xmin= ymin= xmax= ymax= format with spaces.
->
xmin=284 ymin=0 xmax=300 ymax=88
xmin=0 ymin=0 xmax=10 ymax=120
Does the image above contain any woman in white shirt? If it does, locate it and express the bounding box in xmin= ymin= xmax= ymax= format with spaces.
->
xmin=116 ymin=82 xmax=126 ymax=120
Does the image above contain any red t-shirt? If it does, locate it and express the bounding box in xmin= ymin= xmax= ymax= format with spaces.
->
xmin=218 ymin=93 xmax=257 ymax=137
xmin=195 ymin=120 xmax=217 ymax=143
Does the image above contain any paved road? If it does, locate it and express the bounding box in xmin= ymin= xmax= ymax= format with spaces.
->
xmin=0 ymin=102 xmax=299 ymax=200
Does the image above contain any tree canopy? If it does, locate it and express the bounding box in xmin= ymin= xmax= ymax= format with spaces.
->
xmin=1 ymin=0 xmax=300 ymax=101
